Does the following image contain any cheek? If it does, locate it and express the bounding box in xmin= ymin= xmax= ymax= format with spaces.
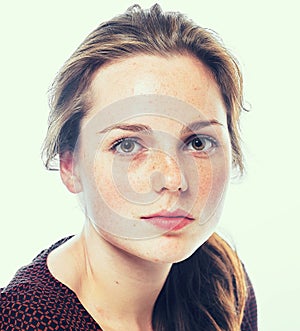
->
xmin=127 ymin=152 xmax=156 ymax=194
xmin=76 ymin=149 xmax=119 ymax=215
xmin=92 ymin=161 xmax=127 ymax=211
xmin=89 ymin=154 xmax=148 ymax=217
xmin=190 ymin=153 xmax=231 ymax=220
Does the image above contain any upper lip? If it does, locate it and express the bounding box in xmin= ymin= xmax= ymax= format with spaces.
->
xmin=140 ymin=209 xmax=194 ymax=220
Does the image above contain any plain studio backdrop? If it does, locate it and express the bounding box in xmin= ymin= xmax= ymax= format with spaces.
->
xmin=0 ymin=1 xmax=299 ymax=330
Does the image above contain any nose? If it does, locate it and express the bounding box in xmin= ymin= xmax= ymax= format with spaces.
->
xmin=150 ymin=150 xmax=188 ymax=193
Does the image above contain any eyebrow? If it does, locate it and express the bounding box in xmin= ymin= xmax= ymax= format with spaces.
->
xmin=97 ymin=119 xmax=224 ymax=135
xmin=180 ymin=119 xmax=224 ymax=135
xmin=98 ymin=124 xmax=152 ymax=134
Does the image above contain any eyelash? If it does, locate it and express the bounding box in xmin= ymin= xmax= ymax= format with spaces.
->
xmin=183 ymin=134 xmax=218 ymax=154
xmin=109 ymin=135 xmax=218 ymax=156
xmin=110 ymin=137 xmax=143 ymax=156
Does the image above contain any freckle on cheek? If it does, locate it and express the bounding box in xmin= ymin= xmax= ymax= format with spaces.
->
xmin=127 ymin=154 xmax=153 ymax=193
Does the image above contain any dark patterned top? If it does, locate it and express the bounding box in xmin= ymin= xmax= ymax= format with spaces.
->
xmin=0 ymin=237 xmax=257 ymax=330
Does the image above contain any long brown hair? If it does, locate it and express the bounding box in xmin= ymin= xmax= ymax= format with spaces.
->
xmin=43 ymin=4 xmax=247 ymax=330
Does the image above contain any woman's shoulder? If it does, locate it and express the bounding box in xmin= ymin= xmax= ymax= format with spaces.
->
xmin=0 ymin=236 xmax=99 ymax=330
xmin=1 ymin=236 xmax=72 ymax=297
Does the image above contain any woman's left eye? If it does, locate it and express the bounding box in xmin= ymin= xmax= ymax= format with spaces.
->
xmin=110 ymin=138 xmax=143 ymax=155
xmin=184 ymin=135 xmax=217 ymax=153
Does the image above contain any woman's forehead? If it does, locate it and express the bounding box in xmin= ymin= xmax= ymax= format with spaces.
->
xmin=88 ymin=54 xmax=225 ymax=116
xmin=81 ymin=95 xmax=227 ymax=135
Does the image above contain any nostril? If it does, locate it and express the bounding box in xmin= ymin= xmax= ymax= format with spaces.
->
xmin=150 ymin=170 xmax=165 ymax=193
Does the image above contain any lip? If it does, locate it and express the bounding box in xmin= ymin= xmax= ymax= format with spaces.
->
xmin=140 ymin=209 xmax=195 ymax=231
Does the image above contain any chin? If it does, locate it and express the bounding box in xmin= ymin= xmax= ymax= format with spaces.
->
xmin=147 ymin=248 xmax=198 ymax=264
xmin=145 ymin=233 xmax=211 ymax=264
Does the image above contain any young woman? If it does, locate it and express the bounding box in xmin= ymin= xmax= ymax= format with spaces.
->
xmin=0 ymin=4 xmax=257 ymax=331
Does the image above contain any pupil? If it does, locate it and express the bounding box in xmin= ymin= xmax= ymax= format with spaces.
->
xmin=122 ymin=141 xmax=134 ymax=152
xmin=192 ymin=138 xmax=204 ymax=150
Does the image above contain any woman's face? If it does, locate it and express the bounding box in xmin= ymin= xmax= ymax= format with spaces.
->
xmin=64 ymin=54 xmax=232 ymax=263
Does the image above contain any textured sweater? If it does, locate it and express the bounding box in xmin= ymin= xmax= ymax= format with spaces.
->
xmin=0 ymin=237 xmax=257 ymax=330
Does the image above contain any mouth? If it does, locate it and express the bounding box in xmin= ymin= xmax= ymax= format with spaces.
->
xmin=140 ymin=209 xmax=195 ymax=231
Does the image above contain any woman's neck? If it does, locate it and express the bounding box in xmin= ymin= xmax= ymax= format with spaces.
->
xmin=50 ymin=221 xmax=172 ymax=330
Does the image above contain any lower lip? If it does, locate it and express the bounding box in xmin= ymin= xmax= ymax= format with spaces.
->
xmin=142 ymin=217 xmax=194 ymax=231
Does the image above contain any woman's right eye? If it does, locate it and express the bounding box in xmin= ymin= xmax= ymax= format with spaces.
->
xmin=110 ymin=138 xmax=143 ymax=155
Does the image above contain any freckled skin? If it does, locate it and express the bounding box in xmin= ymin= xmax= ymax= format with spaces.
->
xmin=45 ymin=52 xmax=236 ymax=331
xmin=68 ymin=54 xmax=232 ymax=263
xmin=89 ymin=55 xmax=216 ymax=112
